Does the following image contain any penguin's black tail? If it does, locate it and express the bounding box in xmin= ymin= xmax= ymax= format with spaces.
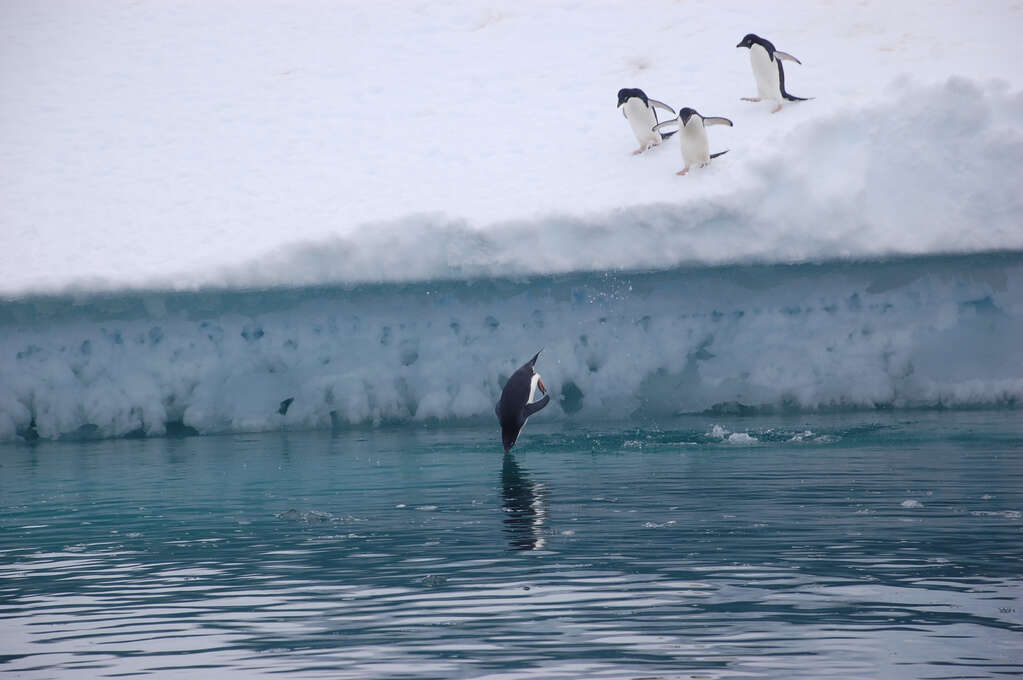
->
xmin=777 ymin=61 xmax=811 ymax=103
xmin=709 ymin=150 xmax=729 ymax=160
xmin=659 ymin=129 xmax=677 ymax=140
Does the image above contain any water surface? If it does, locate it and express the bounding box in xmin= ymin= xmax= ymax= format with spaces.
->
xmin=2 ymin=412 xmax=1021 ymax=678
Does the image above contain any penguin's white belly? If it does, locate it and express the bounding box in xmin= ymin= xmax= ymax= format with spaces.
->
xmin=679 ymin=123 xmax=710 ymax=167
xmin=750 ymin=45 xmax=781 ymax=101
xmin=623 ymin=100 xmax=661 ymax=145
xmin=528 ymin=373 xmax=543 ymax=404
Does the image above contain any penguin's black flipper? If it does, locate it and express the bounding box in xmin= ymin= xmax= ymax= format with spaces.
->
xmin=648 ymin=99 xmax=676 ymax=115
xmin=774 ymin=50 xmax=801 ymax=65
xmin=652 ymin=119 xmax=678 ymax=134
xmin=709 ymin=150 xmax=729 ymax=159
xmin=659 ymin=129 xmax=677 ymax=140
xmin=524 ymin=394 xmax=550 ymax=418
xmin=703 ymin=117 xmax=733 ymax=127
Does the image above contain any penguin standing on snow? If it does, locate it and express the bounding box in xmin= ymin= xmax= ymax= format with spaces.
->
xmin=736 ymin=33 xmax=809 ymax=113
xmin=495 ymin=351 xmax=550 ymax=452
xmin=617 ymin=88 xmax=677 ymax=154
xmin=653 ymin=107 xmax=733 ymax=176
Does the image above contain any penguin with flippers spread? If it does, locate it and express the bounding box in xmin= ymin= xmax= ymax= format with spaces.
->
xmin=653 ymin=107 xmax=733 ymax=176
xmin=736 ymin=33 xmax=809 ymax=113
xmin=617 ymin=88 xmax=677 ymax=154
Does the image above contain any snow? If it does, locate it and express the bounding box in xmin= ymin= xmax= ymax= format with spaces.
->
xmin=2 ymin=0 xmax=1023 ymax=295
xmin=2 ymin=1 xmax=1023 ymax=441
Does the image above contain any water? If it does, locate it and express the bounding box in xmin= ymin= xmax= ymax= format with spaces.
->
xmin=2 ymin=412 xmax=1021 ymax=678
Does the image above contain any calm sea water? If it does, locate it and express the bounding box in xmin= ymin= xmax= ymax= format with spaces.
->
xmin=2 ymin=412 xmax=1021 ymax=679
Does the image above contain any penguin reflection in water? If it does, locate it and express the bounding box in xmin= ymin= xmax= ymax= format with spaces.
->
xmin=617 ymin=88 xmax=678 ymax=155
xmin=501 ymin=453 xmax=548 ymax=551
xmin=653 ymin=108 xmax=733 ymax=176
xmin=736 ymin=33 xmax=809 ymax=113
xmin=495 ymin=351 xmax=550 ymax=452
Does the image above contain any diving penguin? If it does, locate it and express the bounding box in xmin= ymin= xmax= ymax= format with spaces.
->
xmin=653 ymin=107 xmax=733 ymax=176
xmin=495 ymin=350 xmax=550 ymax=452
xmin=617 ymin=88 xmax=677 ymax=154
xmin=736 ymin=33 xmax=809 ymax=113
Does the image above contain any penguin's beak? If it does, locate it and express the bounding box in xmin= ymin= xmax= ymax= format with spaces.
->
xmin=736 ymin=42 xmax=743 ymax=48
xmin=538 ymin=378 xmax=547 ymax=394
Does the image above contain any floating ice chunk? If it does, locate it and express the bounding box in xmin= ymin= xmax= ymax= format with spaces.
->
xmin=901 ymin=500 xmax=925 ymax=509
xmin=789 ymin=429 xmax=840 ymax=444
xmin=275 ymin=509 xmax=359 ymax=523
xmin=708 ymin=426 xmax=761 ymax=445
xmin=970 ymin=510 xmax=1020 ymax=519
xmin=726 ymin=433 xmax=759 ymax=445
xmin=642 ymin=520 xmax=677 ymax=529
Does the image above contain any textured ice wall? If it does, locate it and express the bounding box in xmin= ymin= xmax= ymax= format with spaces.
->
xmin=1 ymin=254 xmax=1020 ymax=441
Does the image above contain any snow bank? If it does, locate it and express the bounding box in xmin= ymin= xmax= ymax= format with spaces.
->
xmin=4 ymin=78 xmax=1021 ymax=295
xmin=2 ymin=0 xmax=1022 ymax=294
xmin=2 ymin=254 xmax=1020 ymax=441
xmin=210 ymin=78 xmax=1023 ymax=289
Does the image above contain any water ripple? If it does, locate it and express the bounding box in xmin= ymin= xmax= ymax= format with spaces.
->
xmin=2 ymin=414 xmax=1022 ymax=678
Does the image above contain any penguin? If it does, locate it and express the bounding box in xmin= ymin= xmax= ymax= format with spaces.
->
xmin=617 ymin=88 xmax=677 ymax=155
xmin=495 ymin=350 xmax=550 ymax=452
xmin=736 ymin=33 xmax=809 ymax=113
xmin=653 ymin=107 xmax=733 ymax=176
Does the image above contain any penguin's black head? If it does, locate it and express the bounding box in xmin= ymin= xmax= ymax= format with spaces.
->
xmin=617 ymin=87 xmax=648 ymax=107
xmin=678 ymin=107 xmax=699 ymax=125
xmin=736 ymin=33 xmax=761 ymax=49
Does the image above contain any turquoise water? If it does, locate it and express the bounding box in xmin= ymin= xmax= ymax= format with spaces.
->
xmin=2 ymin=412 xmax=1021 ymax=678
